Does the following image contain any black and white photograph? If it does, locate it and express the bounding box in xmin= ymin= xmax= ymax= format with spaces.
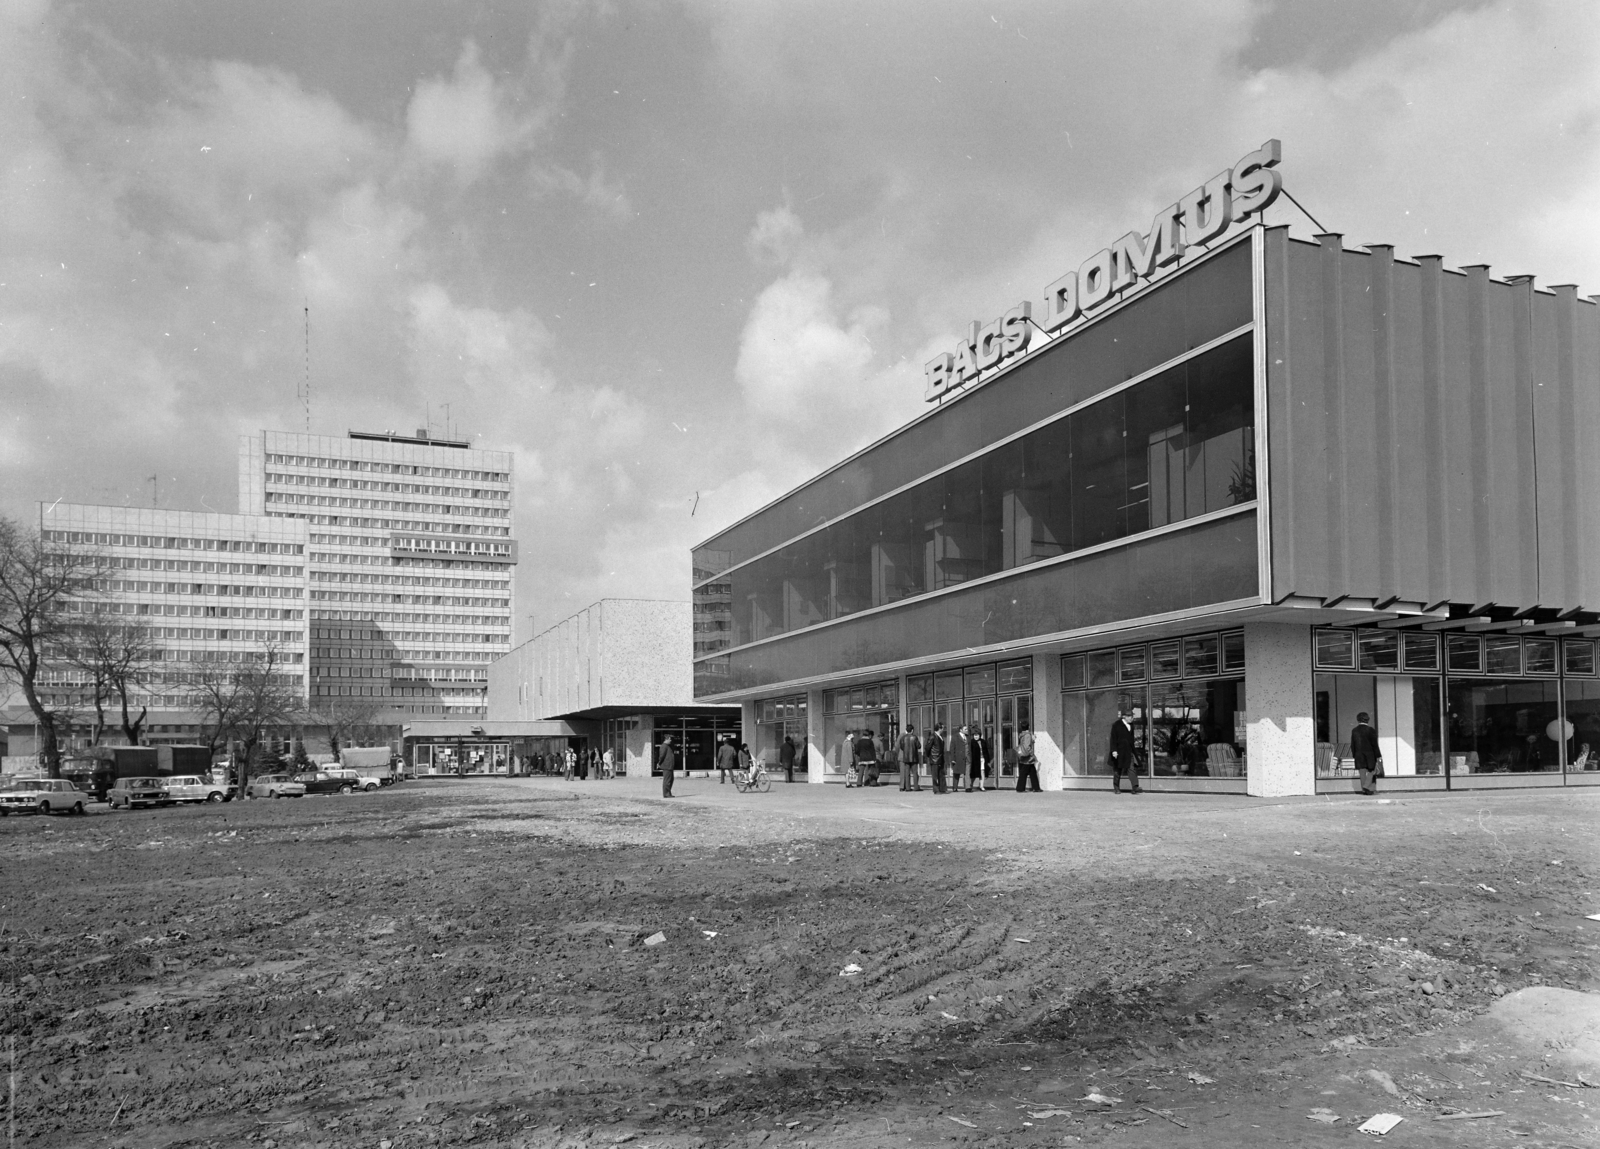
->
xmin=0 ymin=2 xmax=1597 ymax=1146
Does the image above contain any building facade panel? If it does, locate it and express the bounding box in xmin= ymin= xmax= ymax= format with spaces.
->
xmin=1266 ymin=229 xmax=1600 ymax=610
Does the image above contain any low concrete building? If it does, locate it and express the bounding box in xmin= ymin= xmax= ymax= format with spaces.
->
xmin=487 ymin=599 xmax=739 ymax=779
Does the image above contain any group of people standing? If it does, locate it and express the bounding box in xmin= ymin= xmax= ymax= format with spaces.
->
xmin=883 ymin=722 xmax=1041 ymax=793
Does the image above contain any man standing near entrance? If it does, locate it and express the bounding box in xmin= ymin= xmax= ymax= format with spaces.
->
xmin=1352 ymin=711 xmax=1382 ymax=795
xmin=716 ymin=734 xmax=738 ymax=784
xmin=1015 ymin=723 xmax=1040 ymax=792
xmin=780 ymin=734 xmax=797 ymax=784
xmin=1109 ymin=706 xmax=1141 ymax=794
xmin=927 ymin=723 xmax=947 ymax=793
xmin=898 ymin=723 xmax=922 ymax=791
xmin=660 ymin=736 xmax=678 ymax=798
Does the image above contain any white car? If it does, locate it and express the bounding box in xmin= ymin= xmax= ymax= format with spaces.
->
xmin=163 ymin=775 xmax=228 ymax=804
xmin=246 ymin=773 xmax=306 ymax=799
xmin=0 ymin=778 xmax=87 ymax=816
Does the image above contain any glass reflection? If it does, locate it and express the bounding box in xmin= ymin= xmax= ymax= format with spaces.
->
xmin=698 ymin=335 xmax=1255 ymax=650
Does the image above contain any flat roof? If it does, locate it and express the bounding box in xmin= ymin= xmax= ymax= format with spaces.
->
xmin=348 ymin=430 xmax=470 ymax=449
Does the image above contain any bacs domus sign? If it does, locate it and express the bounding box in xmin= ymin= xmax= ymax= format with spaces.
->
xmin=924 ymin=140 xmax=1283 ymax=403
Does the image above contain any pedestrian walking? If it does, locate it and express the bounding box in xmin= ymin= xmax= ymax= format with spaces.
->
xmin=927 ymin=723 xmax=947 ymax=793
xmin=716 ymin=735 xmax=739 ymax=784
xmin=898 ymin=723 xmax=922 ymax=791
xmin=854 ymin=729 xmax=879 ymax=787
xmin=1109 ymin=705 xmax=1142 ymax=794
xmin=968 ymin=727 xmax=988 ymax=791
xmin=659 ymin=736 xmax=677 ymax=797
xmin=1352 ymin=711 xmax=1382 ymax=795
xmin=738 ymin=741 xmax=753 ymax=783
xmin=780 ymin=734 xmax=797 ymax=783
xmin=949 ymin=723 xmax=969 ymax=792
xmin=602 ymin=747 xmax=615 ymax=779
xmin=564 ymin=747 xmax=575 ymax=781
xmin=1015 ymin=723 xmax=1041 ymax=792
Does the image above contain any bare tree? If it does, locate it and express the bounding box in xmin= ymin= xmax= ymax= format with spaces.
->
xmin=190 ymin=642 xmax=304 ymax=797
xmin=63 ymin=614 xmax=157 ymax=746
xmin=0 ymin=518 xmax=106 ymax=776
xmin=313 ymin=694 xmax=384 ymax=760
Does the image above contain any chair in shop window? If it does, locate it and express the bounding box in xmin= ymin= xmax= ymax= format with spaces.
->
xmin=1206 ymin=742 xmax=1239 ymax=778
xmin=1315 ymin=742 xmax=1334 ymax=777
xmin=1571 ymin=744 xmax=1592 ymax=771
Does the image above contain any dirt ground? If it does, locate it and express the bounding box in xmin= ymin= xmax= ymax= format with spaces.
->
xmin=1 ymin=777 xmax=1597 ymax=1149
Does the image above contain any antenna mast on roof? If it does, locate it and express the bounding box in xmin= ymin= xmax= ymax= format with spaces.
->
xmin=302 ymin=304 xmax=311 ymax=432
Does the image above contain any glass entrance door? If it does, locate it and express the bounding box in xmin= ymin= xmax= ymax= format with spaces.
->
xmin=998 ymin=694 xmax=1032 ymax=784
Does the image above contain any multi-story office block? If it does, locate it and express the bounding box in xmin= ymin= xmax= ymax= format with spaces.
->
xmin=241 ymin=430 xmax=516 ymax=720
xmin=15 ymin=504 xmax=309 ymax=749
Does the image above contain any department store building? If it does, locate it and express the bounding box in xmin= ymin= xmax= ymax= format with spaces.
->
xmin=691 ymin=144 xmax=1600 ymax=795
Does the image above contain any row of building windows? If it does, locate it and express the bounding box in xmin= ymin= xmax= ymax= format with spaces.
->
xmin=265 ymin=471 xmax=509 ymax=501
xmin=1314 ymin=628 xmax=1596 ymax=678
xmin=265 ymin=490 xmax=509 ymax=519
xmin=100 ymin=580 xmax=302 ymax=598
xmin=65 ymin=601 xmax=302 ymax=621
xmin=108 ymin=557 xmax=301 ymax=577
xmin=306 ymin=567 xmax=510 ymax=593
xmin=1064 ymin=632 xmax=1247 ymax=690
xmin=48 ymin=531 xmax=303 ymax=554
xmin=265 ymin=452 xmax=510 ymax=483
xmin=278 ymin=511 xmax=511 ymax=540
xmin=313 ymin=665 xmax=488 ymax=680
xmin=149 ymin=627 xmax=301 ymax=644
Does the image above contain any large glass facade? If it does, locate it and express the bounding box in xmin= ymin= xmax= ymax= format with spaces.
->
xmin=905 ymin=658 xmax=1033 ymax=784
xmin=704 ymin=335 xmax=1253 ymax=650
xmin=822 ymin=680 xmax=899 ymax=777
xmin=1060 ymin=630 xmax=1246 ymax=781
xmin=753 ymin=694 xmax=808 ymax=772
xmin=1314 ymin=628 xmax=1596 ymax=784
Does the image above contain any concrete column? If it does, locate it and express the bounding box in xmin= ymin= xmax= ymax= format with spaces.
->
xmin=617 ymin=715 xmax=654 ymax=785
xmin=1243 ymin=621 xmax=1316 ymax=796
xmin=1035 ymin=652 xmax=1064 ymax=790
xmin=806 ymin=687 xmax=827 ymax=782
xmin=739 ymin=700 xmax=756 ymax=753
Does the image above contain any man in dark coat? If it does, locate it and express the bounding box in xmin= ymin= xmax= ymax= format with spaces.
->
xmin=949 ymin=723 xmax=970 ymax=792
xmin=1352 ymin=711 xmax=1382 ymax=795
xmin=926 ymin=724 xmax=947 ymax=793
xmin=1108 ymin=706 xmax=1141 ymax=794
xmin=898 ymin=724 xmax=922 ymax=791
xmin=716 ymin=735 xmax=739 ymax=784
xmin=780 ymin=735 xmax=797 ymax=783
xmin=1015 ymin=723 xmax=1040 ymax=792
xmin=659 ymin=736 xmax=677 ymax=798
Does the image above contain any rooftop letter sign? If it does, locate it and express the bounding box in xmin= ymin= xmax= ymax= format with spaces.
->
xmin=925 ymin=140 xmax=1282 ymax=402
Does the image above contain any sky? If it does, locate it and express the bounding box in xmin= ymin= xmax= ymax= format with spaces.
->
xmin=2 ymin=0 xmax=1597 ymax=643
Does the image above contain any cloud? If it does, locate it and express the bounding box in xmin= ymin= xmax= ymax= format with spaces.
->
xmin=405 ymin=42 xmax=543 ymax=184
xmin=746 ymin=204 xmax=804 ymax=266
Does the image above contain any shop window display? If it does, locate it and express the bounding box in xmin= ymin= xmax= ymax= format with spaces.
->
xmin=1561 ymin=680 xmax=1600 ymax=771
xmin=1062 ymin=629 xmax=1244 ymax=780
xmin=1446 ymin=678 xmax=1561 ymax=774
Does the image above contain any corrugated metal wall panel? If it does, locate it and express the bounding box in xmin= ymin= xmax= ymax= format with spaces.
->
xmin=1265 ymin=228 xmax=1600 ymax=610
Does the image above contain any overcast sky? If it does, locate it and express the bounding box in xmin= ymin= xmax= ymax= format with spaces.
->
xmin=2 ymin=0 xmax=1597 ymax=642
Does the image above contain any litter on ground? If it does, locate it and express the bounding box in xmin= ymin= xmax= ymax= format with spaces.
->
xmin=1358 ymin=1113 xmax=1404 ymax=1136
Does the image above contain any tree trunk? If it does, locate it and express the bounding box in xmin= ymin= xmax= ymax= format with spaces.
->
xmin=118 ymin=683 xmax=146 ymax=747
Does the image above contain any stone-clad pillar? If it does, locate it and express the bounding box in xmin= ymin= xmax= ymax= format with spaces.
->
xmin=1035 ymin=652 xmax=1064 ymax=790
xmin=806 ymin=687 xmax=826 ymax=782
xmin=1244 ymin=621 xmax=1315 ymax=796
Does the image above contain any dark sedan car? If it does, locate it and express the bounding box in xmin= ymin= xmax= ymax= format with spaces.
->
xmin=292 ymin=771 xmax=355 ymax=795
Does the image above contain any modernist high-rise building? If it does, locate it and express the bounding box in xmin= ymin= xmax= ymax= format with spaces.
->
xmin=15 ymin=504 xmax=310 ymax=748
xmin=241 ymin=430 xmax=516 ymax=720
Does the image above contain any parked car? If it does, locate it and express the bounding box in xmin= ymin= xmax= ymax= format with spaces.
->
xmin=107 ymin=777 xmax=170 ymax=810
xmin=246 ymin=774 xmax=306 ymax=799
xmin=324 ymin=767 xmax=382 ymax=792
xmin=0 ymin=777 xmax=87 ymax=815
xmin=292 ymin=770 xmax=359 ymax=795
xmin=163 ymin=775 xmax=229 ymax=804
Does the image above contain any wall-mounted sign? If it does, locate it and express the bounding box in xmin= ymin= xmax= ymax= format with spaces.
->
xmin=925 ymin=140 xmax=1282 ymax=402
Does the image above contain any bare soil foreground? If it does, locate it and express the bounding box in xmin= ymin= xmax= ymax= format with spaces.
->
xmin=3 ymin=780 xmax=1598 ymax=1149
